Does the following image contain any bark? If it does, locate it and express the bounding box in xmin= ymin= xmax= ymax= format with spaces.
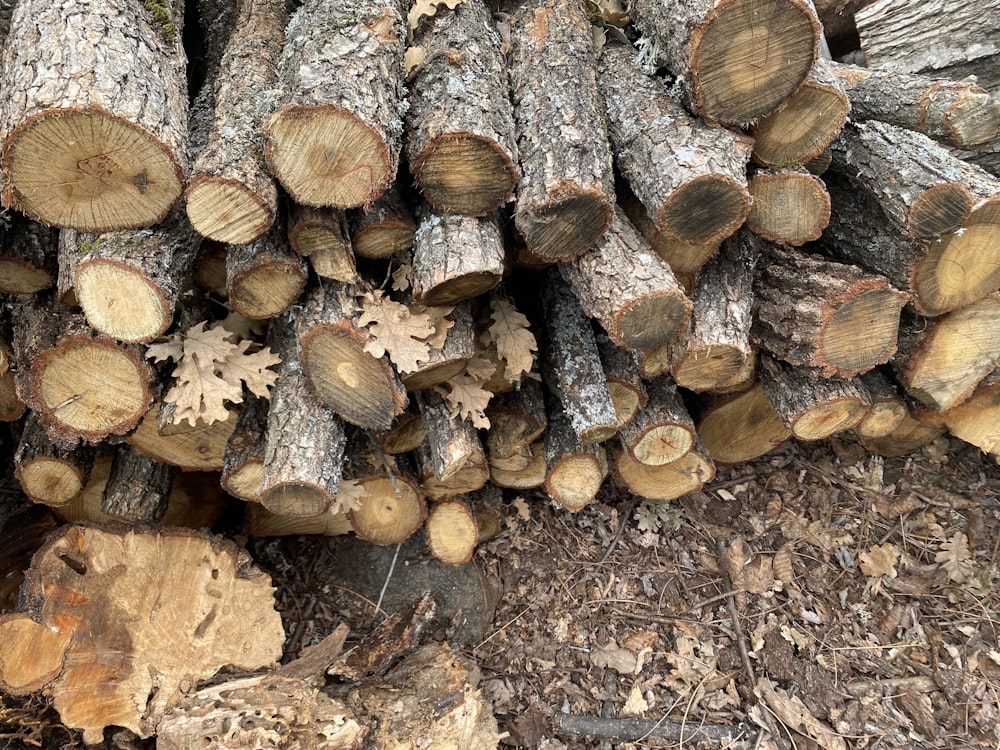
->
xmin=100 ymin=444 xmax=173 ymax=522
xmin=63 ymin=206 xmax=200 ymax=343
xmin=411 ymin=209 xmax=505 ymax=306
xmin=599 ymin=44 xmax=752 ymax=245
xmin=406 ymin=0 xmax=519 ymax=215
xmin=543 ymin=393 xmax=608 ymax=512
xmin=416 ymin=437 xmax=488 ymax=501
xmin=0 ymin=367 xmax=22 ymax=421
xmin=261 ymin=311 xmax=346 ymax=516
xmin=186 ymin=0 xmax=293 ymax=245
xmin=596 ymin=334 xmax=647 ymax=428
xmin=471 ymin=484 xmax=504 ymax=542
xmin=0 ymin=0 xmax=188 ymax=230
xmin=0 ymin=213 xmax=58 ymax=294
xmin=612 ymin=438 xmax=715 ymax=501
xmin=832 ymin=62 xmax=1000 ymax=151
xmin=128 ymin=400 xmax=236 ymax=471
xmin=226 ymin=218 xmax=308 ymax=319
xmin=697 ymin=382 xmax=791 ymax=464
xmin=425 ymin=499 xmax=479 ymax=566
xmin=14 ymin=412 xmax=94 ymax=506
xmin=401 ymin=301 xmax=475 ymax=391
xmin=619 ymin=375 xmax=696 ymax=466
xmin=287 ymin=203 xmax=356 ymax=282
xmin=347 ymin=184 xmax=417 ymax=259
xmin=629 ymin=0 xmax=820 ymax=124
xmin=418 ymin=389 xmax=482 ymax=483
xmin=221 ymin=393 xmax=268 ymax=502
xmin=264 ymin=0 xmax=406 ymax=208
xmin=752 ymin=242 xmax=908 ymax=378
xmin=855 ymin=368 xmax=908 ymax=439
xmin=746 ymin=168 xmax=831 ymax=246
xmin=670 ymin=231 xmax=757 ymax=392
xmin=558 ymin=206 xmax=691 ymax=350
xmin=508 ymin=0 xmax=614 ymax=261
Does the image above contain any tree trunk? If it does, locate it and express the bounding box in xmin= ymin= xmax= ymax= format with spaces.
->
xmin=264 ymin=0 xmax=405 ymax=208
xmin=226 ymin=218 xmax=308 ymax=320
xmin=746 ymin=168 xmax=831 ymax=246
xmin=348 ymin=184 xmax=416 ymax=259
xmin=1 ymin=0 xmax=188 ymax=230
xmin=425 ymin=499 xmax=479 ymax=565
xmin=287 ymin=203 xmax=356 ymax=282
xmin=100 ymin=444 xmax=173 ymax=522
xmin=221 ymin=393 xmax=268 ymax=502
xmin=619 ymin=376 xmax=696 ymax=466
xmin=508 ymin=0 xmax=614 ymax=261
xmin=411 ymin=209 xmax=505 ymax=307
xmin=406 ymin=0 xmax=519 ymax=216
xmin=612 ymin=438 xmax=715 ymax=501
xmin=697 ymin=382 xmax=791 ymax=464
xmin=629 ymin=0 xmax=820 ymax=124
xmin=14 ymin=412 xmax=94 ymax=506
xmin=855 ymin=368 xmax=908 ymax=439
xmin=543 ymin=394 xmax=608 ymax=512
xmin=0 ymin=213 xmax=57 ymax=294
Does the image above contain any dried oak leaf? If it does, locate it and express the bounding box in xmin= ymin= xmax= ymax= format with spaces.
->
xmin=407 ymin=0 xmax=465 ymax=29
xmin=337 ymin=479 xmax=371 ymax=515
xmin=859 ymin=542 xmax=900 ymax=578
xmin=358 ymin=289 xmax=435 ymax=373
xmin=487 ymin=297 xmax=537 ymax=383
xmin=935 ymin=532 xmax=976 ymax=583
xmin=437 ymin=358 xmax=494 ymax=429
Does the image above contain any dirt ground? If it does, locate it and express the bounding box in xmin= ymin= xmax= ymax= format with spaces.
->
xmin=2 ymin=431 xmax=999 ymax=749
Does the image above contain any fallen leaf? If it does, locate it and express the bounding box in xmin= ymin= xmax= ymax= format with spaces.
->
xmin=590 ymin=641 xmax=637 ymax=674
xmin=358 ymin=289 xmax=435 ymax=373
xmin=622 ymin=683 xmax=648 ymax=716
xmin=755 ymin=677 xmax=847 ymax=750
xmin=935 ymin=532 xmax=975 ymax=583
xmin=487 ymin=297 xmax=537 ymax=383
xmin=859 ymin=542 xmax=900 ymax=579
xmin=511 ymin=496 xmax=531 ymax=522
xmin=337 ymin=479 xmax=371 ymax=515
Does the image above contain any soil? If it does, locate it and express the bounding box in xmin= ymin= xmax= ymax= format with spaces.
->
xmin=2 ymin=431 xmax=999 ymax=749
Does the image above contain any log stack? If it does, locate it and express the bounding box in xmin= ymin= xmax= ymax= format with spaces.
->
xmin=1 ymin=0 xmax=999 ymax=573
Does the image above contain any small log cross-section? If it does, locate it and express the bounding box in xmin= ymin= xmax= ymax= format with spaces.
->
xmin=226 ymin=217 xmax=309 ymax=320
xmin=264 ymin=0 xmax=405 ymax=208
xmin=619 ymin=375 xmax=696 ymax=466
xmin=746 ymin=168 xmax=831 ymax=247
xmin=411 ymin=209 xmax=506 ymax=306
xmin=348 ymin=184 xmax=417 ymax=259
xmin=543 ymin=394 xmax=608 ymax=512
xmin=221 ymin=393 xmax=269 ymax=502
xmin=0 ymin=213 xmax=58 ymax=294
xmin=612 ymin=438 xmax=715 ymax=502
xmin=855 ymin=368 xmax=908 ymax=439
xmin=425 ymin=499 xmax=479 ymax=566
xmin=697 ymin=382 xmax=791 ymax=465
xmin=288 ymin=203 xmax=357 ymax=282
xmin=344 ymin=444 xmax=426 ymax=546
xmin=14 ymin=412 xmax=94 ymax=507
xmin=508 ymin=0 xmax=614 ymax=261
xmin=1 ymin=0 xmax=189 ymax=230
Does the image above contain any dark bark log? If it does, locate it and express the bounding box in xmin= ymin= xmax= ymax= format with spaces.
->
xmin=619 ymin=375 xmax=696 ymax=466
xmin=596 ymin=334 xmax=647 ymax=428
xmin=697 ymin=382 xmax=791 ymax=464
xmin=100 ymin=444 xmax=173 ymax=522
xmin=746 ymin=168 xmax=830 ymax=246
xmin=612 ymin=438 xmax=715 ymax=501
xmin=553 ymin=711 xmax=753 ymax=743
xmin=425 ymin=499 xmax=478 ymax=566
xmin=221 ymin=393 xmax=268 ymax=502
xmin=471 ymin=484 xmax=504 ymax=542
xmin=0 ymin=0 xmax=188 ymax=230
xmin=411 ymin=209 xmax=505 ymax=306
xmin=15 ymin=412 xmax=94 ymax=506
xmin=400 ymin=300 xmax=474 ymax=391
xmin=347 ymin=184 xmax=417 ymax=259
xmin=543 ymin=393 xmax=608 ymax=512
xmin=508 ymin=0 xmax=614 ymax=261
xmin=855 ymin=368 xmax=908 ymax=439
xmin=418 ymin=389 xmax=482 ymax=483
xmin=226 ymin=218 xmax=308 ymax=319
xmin=287 ymin=203 xmax=356 ymax=282
xmin=0 ymin=213 xmax=58 ymax=295
xmin=128 ymin=400 xmax=235 ymax=471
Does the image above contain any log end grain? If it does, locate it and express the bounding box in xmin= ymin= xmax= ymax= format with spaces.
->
xmin=820 ymin=287 xmax=907 ymax=375
xmin=414 ymin=271 xmax=502 ymax=308
xmin=944 ymin=91 xmax=1000 ymax=150
xmin=516 ymin=184 xmax=613 ymax=262
xmin=612 ymin=445 xmax=715 ymax=502
xmin=862 ymin=412 xmax=944 ymax=457
xmin=75 ymin=260 xmax=172 ymax=342
xmin=746 ymin=170 xmax=831 ymax=246
xmin=424 ymin=499 xmax=478 ymax=565
xmin=672 ymin=345 xmax=748 ymax=393
xmin=545 ymin=451 xmax=607 ymax=512
xmin=351 ymin=219 xmax=416 ymax=259
xmin=17 ymin=459 xmax=86 ymax=506
xmin=908 ymin=183 xmax=974 ymax=238
xmin=261 ymin=482 xmax=332 ymax=518
xmin=413 ymin=133 xmax=519 ymax=216
xmin=401 ymin=359 xmax=469 ymax=392
xmin=629 ymin=424 xmax=696 ymax=466
xmin=185 ymin=178 xmax=276 ymax=245
xmin=658 ymin=175 xmax=750 ymax=246
xmin=854 ymin=399 xmax=908 ymax=440
xmin=790 ymin=396 xmax=869 ymax=440
xmin=698 ymin=382 xmax=791 ymax=464
xmin=228 ymin=261 xmax=308 ymax=320
xmin=127 ymin=402 xmax=234 ymax=472
xmin=0 ymin=259 xmax=53 ymax=294
xmin=348 ymin=476 xmax=426 ymax=546
xmin=220 ymin=461 xmax=264 ymax=502
xmin=751 ymin=82 xmax=850 ymax=167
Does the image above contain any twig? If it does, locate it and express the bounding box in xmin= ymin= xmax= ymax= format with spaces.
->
xmin=715 ymin=536 xmax=757 ymax=688
xmin=599 ymin=496 xmax=638 ymax=564
xmin=552 ymin=713 xmax=754 ymax=743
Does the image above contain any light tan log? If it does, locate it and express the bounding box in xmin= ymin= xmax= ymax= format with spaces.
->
xmin=854 ymin=368 xmax=908 ymax=439
xmin=424 ymin=499 xmax=478 ymax=566
xmin=14 ymin=412 xmax=94 ymax=507
xmin=287 ymin=204 xmax=356 ymax=282
xmin=411 ymin=209 xmax=505 ymax=307
xmin=697 ymin=382 xmax=791 ymax=464
xmin=543 ymin=396 xmax=608 ymax=512
xmin=489 ymin=441 xmax=547 ymax=490
xmin=596 ymin=334 xmax=647 ymax=429
xmin=128 ymin=401 xmax=235 ymax=471
xmin=862 ymin=410 xmax=945 ymax=457
xmin=226 ymin=218 xmax=308 ymax=320
xmin=342 ymin=441 xmax=426 ymax=546
xmin=612 ymin=439 xmax=715 ymax=502
xmin=348 ymin=185 xmax=417 ymax=259
xmin=619 ymin=376 xmax=696 ymax=467
xmin=746 ymin=168 xmax=831 ymax=246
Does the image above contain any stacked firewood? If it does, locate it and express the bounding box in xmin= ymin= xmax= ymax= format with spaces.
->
xmin=1 ymin=0 xmax=999 ymax=566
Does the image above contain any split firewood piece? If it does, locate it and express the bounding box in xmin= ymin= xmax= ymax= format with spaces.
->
xmin=892 ymin=296 xmax=1000 ymax=411
xmin=425 ymin=499 xmax=479 ymax=566
xmin=831 ymin=63 xmax=1000 ymax=151
xmin=544 ymin=393 xmax=608 ymax=512
xmin=0 ymin=0 xmax=188 ymax=230
xmin=0 ymin=525 xmax=284 ymax=744
xmin=402 ymin=301 xmax=474 ymax=391
xmin=490 ymin=440 xmax=547 ymax=490
xmin=261 ymin=311 xmax=346 ymax=517
xmin=597 ymin=334 xmax=647 ymax=428
xmin=11 ymin=296 xmax=154 ymax=446
xmin=670 ymin=231 xmax=757 ymax=392
xmin=417 ymin=438 xmax=489 ymax=502
xmin=927 ymin=368 xmax=1000 ymax=458
xmin=406 ymin=0 xmax=519 ymax=215
xmin=226 ymin=219 xmax=309 ymax=319
xmin=612 ymin=438 xmax=715 ymax=502
xmin=749 ymin=56 xmax=850 ymax=167
xmin=264 ymin=0 xmax=405 ymax=208
xmin=830 ymin=120 xmax=1000 ymax=238
xmin=629 ymin=0 xmax=820 ymax=124
xmin=221 ymin=394 xmax=269 ymax=502
xmin=128 ymin=400 xmax=236 ymax=471
xmin=508 ymin=0 xmax=614 ymax=261
xmin=287 ymin=203 xmax=357 ymax=282
xmin=854 ymin=368 xmax=908 ymax=439
xmin=599 ymin=44 xmax=752 ymax=245
xmin=746 ymin=168 xmax=831 ymax=246
xmin=752 ymin=242 xmax=908 ymax=378
xmin=14 ymin=412 xmax=94 ymax=507
xmin=542 ymin=268 xmax=618 ymax=444
xmin=862 ymin=409 xmax=945 ymax=457
xmin=63 ymin=207 xmax=200 ymax=343
xmin=485 ymin=377 xmax=547 ymax=466
xmin=378 ymin=407 xmax=427 ymax=454
xmin=185 ymin=0 xmax=293 ymax=244
xmin=411 ymin=209 xmax=505 ymax=306
xmin=247 ymin=504 xmax=352 ymax=536
xmin=0 ymin=213 xmax=57 ymax=294
xmin=558 ymin=206 xmax=691 ymax=350
xmin=348 ymin=184 xmax=417 ymax=259
xmin=100 ymin=444 xmax=173 ymax=523
xmin=297 ymin=279 xmax=408 ymax=430
xmin=419 ymin=389 xmax=483 ymax=483
xmin=620 ymin=376 xmax=696 ymax=466
xmin=759 ymin=355 xmax=871 ymax=441
xmin=697 ymin=382 xmax=791 ymax=464
xmin=345 ymin=449 xmax=426 ymax=546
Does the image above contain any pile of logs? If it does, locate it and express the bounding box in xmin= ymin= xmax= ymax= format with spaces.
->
xmin=1 ymin=0 xmax=999 ymax=567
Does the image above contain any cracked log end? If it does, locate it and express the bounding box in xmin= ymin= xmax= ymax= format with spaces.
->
xmin=185 ymin=178 xmax=276 ymax=245
xmin=349 ymin=475 xmax=426 ymax=546
xmin=612 ymin=443 xmax=715 ymax=502
xmin=658 ymin=175 xmax=751 ymax=246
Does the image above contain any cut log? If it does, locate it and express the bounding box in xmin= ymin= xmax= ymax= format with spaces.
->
xmin=831 ymin=63 xmax=1000 ymax=151
xmin=855 ymin=368 xmax=908 ymax=439
xmin=261 ymin=311 xmax=346 ymax=516
xmin=14 ymin=412 xmax=94 ymax=507
xmin=629 ymin=0 xmax=819 ymax=124
xmin=471 ymin=484 xmax=504 ymax=542
xmin=343 ymin=442 xmax=426 ymax=546
xmin=419 ymin=389 xmax=482 ymax=483
xmin=558 ymin=206 xmax=691 ymax=350
xmin=287 ymin=203 xmax=356 ymax=282
xmin=247 ymin=504 xmax=352 ymax=536
xmin=128 ymin=400 xmax=236 ymax=471
xmin=192 ymin=240 xmax=228 ymax=297
xmin=596 ymin=335 xmax=647 ymax=428
xmin=221 ymin=394 xmax=269 ymax=502
xmin=264 ymin=0 xmax=405 ymax=208
xmin=226 ymin=219 xmax=308 ymax=319
xmin=406 ymin=0 xmax=519 ymax=215
xmin=750 ymin=56 xmax=850 ymax=168
xmin=508 ymin=0 xmax=614 ymax=261
xmin=378 ymin=407 xmax=427 ymax=455
xmin=759 ymin=355 xmax=870 ymax=440
xmin=0 ymin=213 xmax=58 ymax=294
xmin=416 ymin=438 xmax=488 ymax=502
xmin=485 ymin=377 xmax=547 ymax=464
xmin=619 ymin=375 xmax=696 ymax=466
xmin=185 ymin=0 xmax=293 ymax=244
xmin=411 ymin=209 xmax=505 ymax=306
xmin=100 ymin=444 xmax=173 ymax=522
xmin=424 ymin=499 xmax=479 ymax=566
xmin=893 ymin=296 xmax=1000 ymax=411
xmin=752 ymin=242 xmax=908 ymax=378
xmin=543 ymin=395 xmax=608 ymax=512
xmin=862 ymin=410 xmax=945 ymax=457
xmin=297 ymin=279 xmax=408 ymax=430
xmin=63 ymin=207 xmax=200 ymax=343
xmin=670 ymin=231 xmax=757 ymax=392
xmin=598 ymin=44 xmax=752 ymax=245
xmin=746 ymin=168 xmax=830 ymax=246
xmin=697 ymin=381 xmax=791 ymax=464
xmin=489 ymin=440 xmax=547 ymax=489
xmin=612 ymin=438 xmax=715 ymax=502
xmin=0 ymin=0 xmax=188 ymax=230
xmin=541 ymin=268 xmax=618 ymax=444
xmin=348 ymin=184 xmax=417 ymax=259
xmin=401 ymin=301 xmax=474 ymax=391
xmin=929 ymin=369 xmax=1000 ymax=457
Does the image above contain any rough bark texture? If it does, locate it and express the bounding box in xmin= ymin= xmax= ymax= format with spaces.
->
xmin=14 ymin=412 xmax=94 ymax=506
xmin=697 ymin=382 xmax=791 ymax=464
xmin=416 ymin=436 xmax=488 ymax=501
xmin=596 ymin=334 xmax=647 ymax=428
xmin=287 ymin=203 xmax=356 ymax=282
xmin=401 ymin=300 xmax=474 ymax=391
xmin=543 ymin=393 xmax=608 ymax=512
xmin=1 ymin=0 xmax=188 ymax=230
xmin=226 ymin=218 xmax=309 ymax=319
xmin=100 ymin=444 xmax=173 ymax=522
xmin=619 ymin=375 xmax=696 ymax=466
xmin=419 ymin=389 xmax=481 ymax=482
xmin=264 ymin=0 xmax=405 ymax=208
xmin=411 ymin=209 xmax=505 ymax=306
xmin=558 ymin=206 xmax=691 ymax=350
xmin=406 ymin=0 xmax=519 ymax=215
xmin=599 ymin=44 xmax=752 ymax=245
xmin=508 ymin=0 xmax=614 ymax=261
xmin=221 ymin=393 xmax=268 ymax=502
xmin=0 ymin=212 xmax=57 ymax=294
xmin=629 ymin=0 xmax=820 ymax=124
xmin=746 ymin=168 xmax=831 ymax=246
xmin=348 ymin=184 xmax=416 ymax=259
